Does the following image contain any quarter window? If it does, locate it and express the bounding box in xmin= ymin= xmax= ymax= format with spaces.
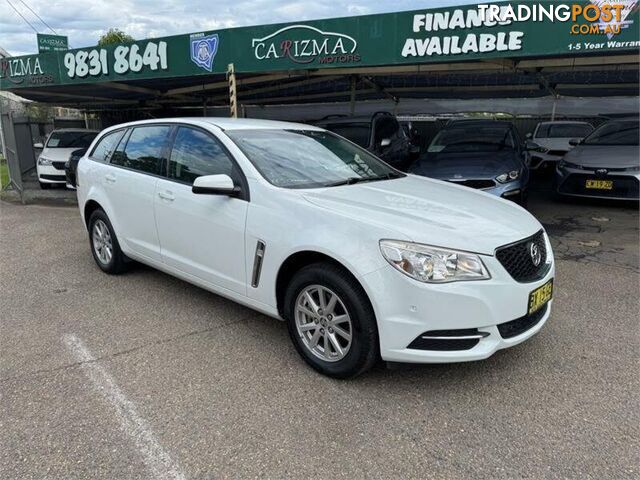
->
xmin=168 ymin=127 xmax=236 ymax=184
xmin=112 ymin=126 xmax=170 ymax=175
xmin=90 ymin=130 xmax=125 ymax=163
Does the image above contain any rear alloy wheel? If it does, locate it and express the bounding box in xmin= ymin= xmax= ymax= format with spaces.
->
xmin=285 ymin=263 xmax=379 ymax=378
xmin=88 ymin=209 xmax=127 ymax=274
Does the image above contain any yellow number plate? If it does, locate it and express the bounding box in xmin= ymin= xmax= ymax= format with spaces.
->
xmin=585 ymin=179 xmax=613 ymax=190
xmin=528 ymin=279 xmax=553 ymax=315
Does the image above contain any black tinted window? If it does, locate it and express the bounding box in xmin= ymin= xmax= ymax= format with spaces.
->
xmin=374 ymin=117 xmax=400 ymax=145
xmin=168 ymin=127 xmax=236 ymax=184
xmin=113 ymin=126 xmax=170 ymax=175
xmin=91 ymin=130 xmax=125 ymax=162
xmin=325 ymin=123 xmax=371 ymax=148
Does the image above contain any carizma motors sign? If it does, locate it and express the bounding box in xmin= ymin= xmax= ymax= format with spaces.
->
xmin=251 ymin=25 xmax=360 ymax=65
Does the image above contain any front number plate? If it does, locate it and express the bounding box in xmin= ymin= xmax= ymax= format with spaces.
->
xmin=585 ymin=179 xmax=613 ymax=190
xmin=528 ymin=279 xmax=553 ymax=315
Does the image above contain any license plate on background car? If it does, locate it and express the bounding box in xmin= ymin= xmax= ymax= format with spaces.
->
xmin=528 ymin=279 xmax=553 ymax=315
xmin=585 ymin=179 xmax=613 ymax=190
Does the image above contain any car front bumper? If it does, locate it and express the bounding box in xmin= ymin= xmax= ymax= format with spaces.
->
xmin=530 ymin=152 xmax=565 ymax=169
xmin=555 ymin=166 xmax=640 ymax=200
xmin=37 ymin=163 xmax=67 ymax=183
xmin=362 ymin=245 xmax=555 ymax=363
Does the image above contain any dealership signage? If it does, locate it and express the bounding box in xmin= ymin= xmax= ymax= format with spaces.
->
xmin=37 ymin=33 xmax=68 ymax=53
xmin=1 ymin=1 xmax=638 ymax=90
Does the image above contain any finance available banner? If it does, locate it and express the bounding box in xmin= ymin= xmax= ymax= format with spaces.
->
xmin=1 ymin=1 xmax=638 ymax=90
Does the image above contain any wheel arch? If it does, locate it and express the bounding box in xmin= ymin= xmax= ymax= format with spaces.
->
xmin=83 ymin=199 xmax=104 ymax=229
xmin=275 ymin=250 xmax=372 ymax=319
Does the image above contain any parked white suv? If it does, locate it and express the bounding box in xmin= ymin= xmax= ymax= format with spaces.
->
xmin=77 ymin=118 xmax=554 ymax=378
xmin=36 ymin=129 xmax=98 ymax=189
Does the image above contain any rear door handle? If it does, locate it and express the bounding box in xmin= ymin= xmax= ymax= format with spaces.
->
xmin=158 ymin=191 xmax=175 ymax=201
xmin=105 ymin=174 xmax=116 ymax=183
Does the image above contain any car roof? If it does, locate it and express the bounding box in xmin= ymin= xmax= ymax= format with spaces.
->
xmin=51 ymin=128 xmax=99 ymax=133
xmin=314 ymin=112 xmax=395 ymax=126
xmin=536 ymin=121 xmax=592 ymax=126
xmin=103 ymin=117 xmax=323 ymax=132
xmin=444 ymin=119 xmax=513 ymax=128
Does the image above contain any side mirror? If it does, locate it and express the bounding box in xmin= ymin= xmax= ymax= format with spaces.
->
xmin=568 ymin=138 xmax=581 ymax=146
xmin=192 ymin=174 xmax=240 ymax=197
xmin=380 ymin=138 xmax=391 ymax=148
xmin=33 ymin=142 xmax=43 ymax=149
xmin=525 ymin=133 xmax=533 ymax=139
xmin=524 ymin=139 xmax=541 ymax=151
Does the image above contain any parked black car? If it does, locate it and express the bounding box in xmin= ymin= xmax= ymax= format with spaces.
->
xmin=314 ymin=112 xmax=414 ymax=170
xmin=65 ymin=148 xmax=87 ymax=189
xmin=408 ymin=119 xmax=535 ymax=205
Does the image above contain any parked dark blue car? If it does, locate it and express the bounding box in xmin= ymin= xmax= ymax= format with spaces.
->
xmin=408 ymin=120 xmax=532 ymax=206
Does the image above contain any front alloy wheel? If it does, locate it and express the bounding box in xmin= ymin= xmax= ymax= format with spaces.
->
xmin=285 ymin=262 xmax=379 ymax=378
xmin=295 ymin=285 xmax=353 ymax=362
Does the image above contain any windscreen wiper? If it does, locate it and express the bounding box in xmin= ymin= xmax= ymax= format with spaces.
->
xmin=323 ymin=172 xmax=401 ymax=187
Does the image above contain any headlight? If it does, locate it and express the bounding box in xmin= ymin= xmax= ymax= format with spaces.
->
xmin=558 ymin=160 xmax=583 ymax=170
xmin=624 ymin=165 xmax=639 ymax=172
xmin=38 ymin=156 xmax=52 ymax=166
xmin=535 ymin=146 xmax=549 ymax=153
xmin=379 ymin=240 xmax=490 ymax=283
xmin=496 ymin=170 xmax=520 ymax=183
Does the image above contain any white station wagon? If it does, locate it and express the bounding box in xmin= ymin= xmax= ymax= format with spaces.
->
xmin=77 ymin=118 xmax=555 ymax=378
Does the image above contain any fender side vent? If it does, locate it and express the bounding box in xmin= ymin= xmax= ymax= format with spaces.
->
xmin=251 ymin=240 xmax=266 ymax=288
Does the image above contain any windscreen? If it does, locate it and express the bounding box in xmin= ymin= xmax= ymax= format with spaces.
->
xmin=46 ymin=131 xmax=97 ymax=148
xmin=226 ymin=129 xmax=401 ymax=189
xmin=535 ymin=123 xmax=593 ymax=138
xmin=427 ymin=124 xmax=515 ymax=153
xmin=583 ymin=121 xmax=639 ymax=146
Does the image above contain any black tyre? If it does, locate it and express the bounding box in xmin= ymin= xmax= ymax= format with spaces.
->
xmin=284 ymin=262 xmax=379 ymax=379
xmin=39 ymin=182 xmax=51 ymax=189
xmin=88 ymin=209 xmax=127 ymax=274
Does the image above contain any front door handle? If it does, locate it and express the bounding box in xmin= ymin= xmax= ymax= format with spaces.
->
xmin=158 ymin=191 xmax=175 ymax=201
xmin=105 ymin=174 xmax=116 ymax=183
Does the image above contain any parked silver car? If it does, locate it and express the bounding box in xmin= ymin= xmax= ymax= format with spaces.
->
xmin=555 ymin=119 xmax=639 ymax=200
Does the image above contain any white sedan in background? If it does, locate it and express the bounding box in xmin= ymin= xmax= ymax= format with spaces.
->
xmin=77 ymin=118 xmax=554 ymax=378
xmin=527 ymin=121 xmax=594 ymax=170
xmin=36 ymin=129 xmax=98 ymax=189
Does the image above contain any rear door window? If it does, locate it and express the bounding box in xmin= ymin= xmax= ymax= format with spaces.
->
xmin=111 ymin=126 xmax=171 ymax=175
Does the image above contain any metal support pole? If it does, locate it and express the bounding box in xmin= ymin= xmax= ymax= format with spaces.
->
xmin=227 ymin=63 xmax=238 ymax=119
xmin=550 ymin=95 xmax=558 ymax=121
xmin=349 ymin=75 xmax=357 ymax=116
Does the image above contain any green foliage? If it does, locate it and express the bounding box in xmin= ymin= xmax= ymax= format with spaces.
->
xmin=0 ymin=156 xmax=9 ymax=190
xmin=98 ymin=28 xmax=135 ymax=47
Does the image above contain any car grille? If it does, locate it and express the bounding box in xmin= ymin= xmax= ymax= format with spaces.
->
xmin=547 ymin=149 xmax=568 ymax=156
xmin=40 ymin=174 xmax=66 ymax=181
xmin=559 ymin=174 xmax=639 ymax=199
xmin=448 ymin=179 xmax=495 ymax=189
xmin=52 ymin=161 xmax=67 ymax=170
xmin=498 ymin=304 xmax=548 ymax=339
xmin=495 ymin=230 xmax=550 ymax=283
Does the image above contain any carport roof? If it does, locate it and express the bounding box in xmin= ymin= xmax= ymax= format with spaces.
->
xmin=1 ymin=3 xmax=638 ymax=110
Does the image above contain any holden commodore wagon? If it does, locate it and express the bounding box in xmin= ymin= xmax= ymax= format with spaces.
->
xmin=76 ymin=118 xmax=554 ymax=378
